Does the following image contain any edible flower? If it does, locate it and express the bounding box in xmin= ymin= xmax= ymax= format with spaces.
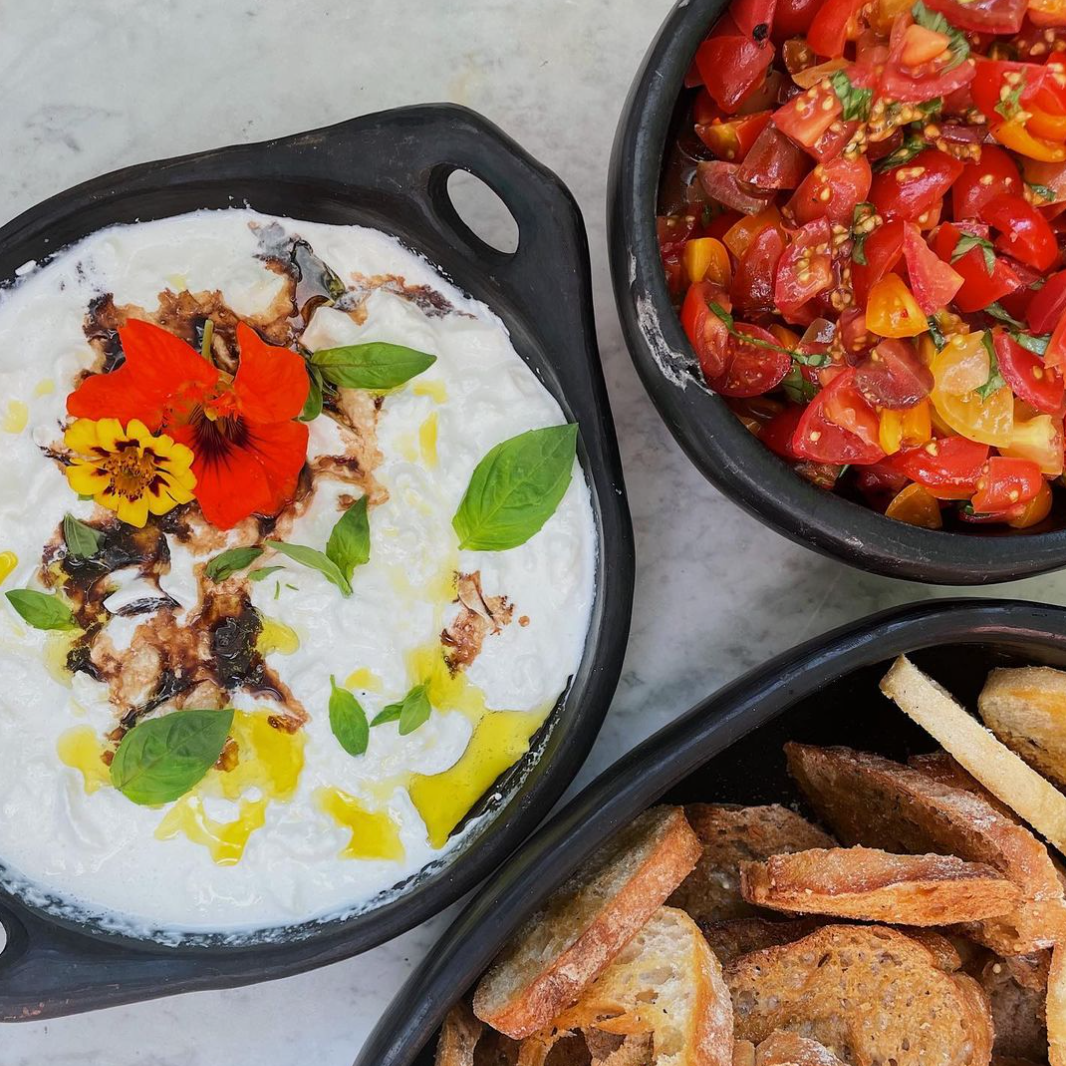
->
xmin=67 ymin=320 xmax=310 ymax=528
xmin=64 ymin=418 xmax=196 ymax=528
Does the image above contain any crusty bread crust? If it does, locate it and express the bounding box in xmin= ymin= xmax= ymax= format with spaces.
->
xmin=724 ymin=924 xmax=993 ymax=1066
xmin=668 ymin=805 xmax=835 ymax=926
xmin=435 ymin=1003 xmax=484 ymax=1066
xmin=881 ymin=656 xmax=1066 ymax=857
xmin=473 ymin=806 xmax=702 ymax=1039
xmin=980 ymin=667 xmax=1066 ymax=793
xmin=786 ymin=743 xmax=1066 ymax=954
xmin=739 ymin=846 xmax=1019 ymax=925
xmin=754 ymin=1032 xmax=846 ymax=1066
xmin=1051 ymin=944 xmax=1066 ymax=1066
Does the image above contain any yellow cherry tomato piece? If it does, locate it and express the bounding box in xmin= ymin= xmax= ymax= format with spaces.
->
xmin=1028 ymin=107 xmax=1066 ymax=143
xmin=885 ymin=482 xmax=943 ymax=529
xmin=1008 ymin=481 xmax=1054 ymax=529
xmin=992 ymin=120 xmax=1066 ymax=162
xmin=1002 ymin=413 xmax=1065 ymax=476
xmin=902 ymin=399 xmax=933 ymax=447
xmin=867 ymin=274 xmax=928 ymax=338
xmin=682 ymin=237 xmax=731 ymax=287
xmin=932 ymin=332 xmax=990 ymax=396
xmin=879 ymin=409 xmax=905 ymax=455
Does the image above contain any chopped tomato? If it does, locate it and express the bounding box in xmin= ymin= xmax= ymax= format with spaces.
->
xmin=774 ymin=218 xmax=834 ymax=318
xmin=731 ymin=0 xmax=778 ymax=37
xmin=792 ymin=367 xmax=885 ymax=463
xmin=760 ymin=404 xmax=805 ymax=458
xmin=737 ymin=124 xmax=812 ymax=190
xmin=885 ymin=436 xmax=990 ymax=499
xmin=1008 ymin=480 xmax=1054 ymax=527
xmin=707 ymin=323 xmax=793 ymax=396
xmin=952 ymin=147 xmax=1023 ymax=220
xmin=880 ymin=13 xmax=976 ymax=104
xmin=924 ymin=0 xmax=1027 ymax=34
xmin=884 ymin=482 xmax=943 ymax=528
xmin=931 ymin=223 xmax=1022 ymax=313
xmin=971 ymin=456 xmax=1044 ymax=511
xmin=724 ymin=205 xmax=784 ymax=258
xmin=681 ymin=281 xmax=732 ymax=379
xmin=1030 ymin=0 xmax=1066 ymax=27
xmin=696 ymin=36 xmax=776 ymax=114
xmin=869 ymin=149 xmax=965 ymax=223
xmin=901 ymin=224 xmax=964 ymax=314
xmin=1025 ymin=269 xmax=1066 ymax=333
xmin=855 ymin=337 xmax=934 ymax=408
xmin=773 ymin=0 xmax=824 ymax=38
xmin=866 ymin=274 xmax=928 ymax=337
xmin=696 ymin=111 xmax=773 ymax=161
xmin=697 ymin=161 xmax=776 ymax=214
xmin=732 ymin=225 xmax=786 ymax=311
xmin=980 ymin=193 xmax=1060 ymax=269
xmin=1002 ymin=412 xmax=1065 ymax=475
xmin=993 ymin=120 xmax=1066 ymax=162
xmin=994 ymin=331 xmax=1066 ymax=414
xmin=807 ymin=0 xmax=863 ymax=56
xmin=972 ymin=60 xmax=1049 ymax=122
xmin=852 ymin=219 xmax=906 ymax=304
xmin=683 ymin=237 xmax=733 ymax=286
xmin=788 ymin=154 xmax=872 ymax=225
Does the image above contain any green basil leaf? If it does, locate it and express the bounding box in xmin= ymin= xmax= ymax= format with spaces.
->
xmin=874 ymin=133 xmax=927 ymax=172
xmin=780 ymin=365 xmax=817 ymax=405
xmin=976 ymin=332 xmax=1007 ymax=401
xmin=851 ymin=202 xmax=876 ymax=267
xmin=62 ymin=514 xmax=102 ymax=560
xmin=205 ymin=546 xmax=263 ymax=582
xmin=830 ymin=69 xmax=872 ymax=122
xmin=299 ymin=363 xmax=324 ymax=422
xmin=995 ymin=79 xmax=1026 ymax=121
xmin=911 ymin=1 xmax=969 ymax=70
xmin=311 ymin=343 xmax=436 ymax=390
xmin=329 ymin=675 xmax=369 ymax=756
xmin=951 ymin=234 xmax=996 ymax=275
xmin=248 ymin=565 xmax=285 ymax=582
xmin=326 ymin=496 xmax=370 ymax=581
xmin=453 ymin=424 xmax=579 ymax=551
xmin=371 ymin=683 xmax=431 ymax=736
xmin=1027 ymin=182 xmax=1057 ymax=204
xmin=5 ymin=589 xmax=78 ymax=631
xmin=927 ymin=316 xmax=947 ymax=351
xmin=1011 ymin=331 xmax=1051 ymax=355
xmin=266 ymin=541 xmax=352 ymax=596
xmin=110 ymin=708 xmax=234 ymax=805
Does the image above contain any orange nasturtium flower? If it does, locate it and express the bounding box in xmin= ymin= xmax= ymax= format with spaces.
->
xmin=65 ymin=418 xmax=196 ymax=528
xmin=66 ymin=320 xmax=310 ymax=529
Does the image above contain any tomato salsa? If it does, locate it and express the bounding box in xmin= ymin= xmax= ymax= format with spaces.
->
xmin=660 ymin=0 xmax=1066 ymax=531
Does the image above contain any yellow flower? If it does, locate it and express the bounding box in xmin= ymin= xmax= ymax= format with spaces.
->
xmin=64 ymin=418 xmax=196 ymax=528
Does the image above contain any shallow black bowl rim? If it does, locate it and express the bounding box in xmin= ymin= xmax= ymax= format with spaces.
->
xmin=355 ymin=596 xmax=1066 ymax=1066
xmin=607 ymin=0 xmax=1066 ymax=585
xmin=0 ymin=103 xmax=633 ymax=1015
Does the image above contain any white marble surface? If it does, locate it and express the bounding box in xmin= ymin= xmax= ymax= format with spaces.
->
xmin=3 ymin=1 xmax=1066 ymax=1063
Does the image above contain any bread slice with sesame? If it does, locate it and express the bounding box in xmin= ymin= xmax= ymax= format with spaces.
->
xmin=667 ymin=804 xmax=835 ymax=927
xmin=980 ymin=667 xmax=1066 ymax=793
xmin=786 ymin=743 xmax=1066 ymax=954
xmin=724 ymin=924 xmax=993 ymax=1066
xmin=739 ymin=846 xmax=1019 ymax=925
xmin=549 ymin=906 xmax=734 ymax=1066
xmin=472 ymin=806 xmax=702 ymax=1040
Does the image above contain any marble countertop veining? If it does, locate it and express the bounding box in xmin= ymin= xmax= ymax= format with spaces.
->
xmin=3 ymin=1 xmax=1066 ymax=1063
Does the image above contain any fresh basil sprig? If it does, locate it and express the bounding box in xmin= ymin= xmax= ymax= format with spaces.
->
xmin=371 ymin=683 xmax=432 ymax=736
xmin=110 ymin=708 xmax=234 ymax=806
xmin=453 ymin=424 xmax=578 ymax=551
xmin=830 ymin=69 xmax=872 ymax=122
xmin=976 ymin=332 xmax=1007 ymax=401
xmin=5 ymin=589 xmax=78 ymax=631
xmin=62 ymin=514 xmax=102 ymax=560
xmin=326 ymin=497 xmax=370 ymax=582
xmin=311 ymin=342 xmax=436 ymax=390
xmin=205 ymin=546 xmax=264 ymax=582
xmin=329 ymin=675 xmax=369 ymax=756
xmin=266 ymin=541 xmax=352 ymax=596
xmin=952 ymin=234 xmax=996 ymax=276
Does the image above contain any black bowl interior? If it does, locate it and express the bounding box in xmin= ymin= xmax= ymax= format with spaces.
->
xmin=0 ymin=104 xmax=633 ymax=1020
xmin=353 ymin=599 xmax=1066 ymax=1066
xmin=607 ymin=0 xmax=1066 ymax=584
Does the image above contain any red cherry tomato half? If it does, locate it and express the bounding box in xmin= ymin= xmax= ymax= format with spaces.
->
xmin=697 ymin=161 xmax=777 ymax=214
xmin=924 ymin=0 xmax=1027 ymax=34
xmin=971 ymin=456 xmax=1044 ymax=512
xmin=732 ymin=224 xmax=787 ymax=312
xmin=952 ymin=147 xmax=1024 ymax=220
xmin=1027 ymin=269 xmax=1066 ymax=334
xmin=737 ymin=124 xmax=812 ymax=190
xmin=884 ymin=436 xmax=991 ymax=499
xmin=792 ymin=368 xmax=885 ymax=464
xmin=901 ymin=223 xmax=964 ymax=314
xmin=708 ymin=323 xmax=793 ymax=397
xmin=993 ymin=330 xmax=1066 ymax=415
xmin=772 ymin=81 xmax=843 ymax=158
xmin=980 ymin=193 xmax=1060 ymax=270
xmin=852 ymin=219 xmax=906 ymax=304
xmin=696 ymin=35 xmax=775 ymax=114
xmin=972 ymin=59 xmax=1050 ymax=121
xmin=775 ymin=218 xmax=834 ymax=317
xmin=870 ymin=149 xmax=965 ymax=223
xmin=760 ymin=403 xmax=804 ymax=458
xmin=807 ymin=0 xmax=863 ymax=56
xmin=731 ymin=0 xmax=778 ymax=37
xmin=788 ymin=154 xmax=872 ymax=225
xmin=772 ymin=0 xmax=823 ymax=40
xmin=931 ymin=223 xmax=1022 ymax=313
xmin=854 ymin=338 xmax=934 ymax=409
xmin=879 ymin=13 xmax=976 ymax=104
xmin=681 ymin=281 xmax=732 ymax=380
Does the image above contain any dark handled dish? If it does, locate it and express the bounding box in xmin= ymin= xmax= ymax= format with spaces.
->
xmin=0 ymin=104 xmax=634 ymax=1021
xmin=355 ymin=597 xmax=1066 ymax=1066
xmin=608 ymin=0 xmax=1066 ymax=585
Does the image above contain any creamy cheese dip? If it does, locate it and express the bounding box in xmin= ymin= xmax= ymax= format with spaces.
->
xmin=0 ymin=209 xmax=596 ymax=935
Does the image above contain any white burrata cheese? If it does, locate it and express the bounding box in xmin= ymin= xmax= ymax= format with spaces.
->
xmin=0 ymin=210 xmax=596 ymax=936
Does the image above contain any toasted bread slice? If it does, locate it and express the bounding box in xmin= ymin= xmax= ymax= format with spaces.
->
xmin=881 ymin=656 xmax=1066 ymax=856
xmin=668 ymin=805 xmax=835 ymax=926
xmin=974 ymin=951 xmax=1049 ymax=1064
xmin=473 ymin=806 xmax=702 ymax=1039
xmin=436 ymin=1002 xmax=520 ymax=1066
xmin=980 ymin=667 xmax=1066 ymax=793
xmin=724 ymin=924 xmax=993 ymax=1066
xmin=548 ymin=906 xmax=733 ymax=1066
xmin=1051 ymin=944 xmax=1066 ymax=1066
xmin=739 ymin=846 xmax=1019 ymax=925
xmin=908 ymin=752 xmax=1021 ymax=821
xmin=786 ymin=743 xmax=1066 ymax=954
xmin=754 ymin=1033 xmax=846 ymax=1066
xmin=699 ymin=917 xmax=828 ymax=966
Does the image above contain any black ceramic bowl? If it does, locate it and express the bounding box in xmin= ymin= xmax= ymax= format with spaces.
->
xmin=356 ymin=597 xmax=1066 ymax=1066
xmin=0 ymin=105 xmax=634 ymax=1021
xmin=608 ymin=0 xmax=1066 ymax=585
